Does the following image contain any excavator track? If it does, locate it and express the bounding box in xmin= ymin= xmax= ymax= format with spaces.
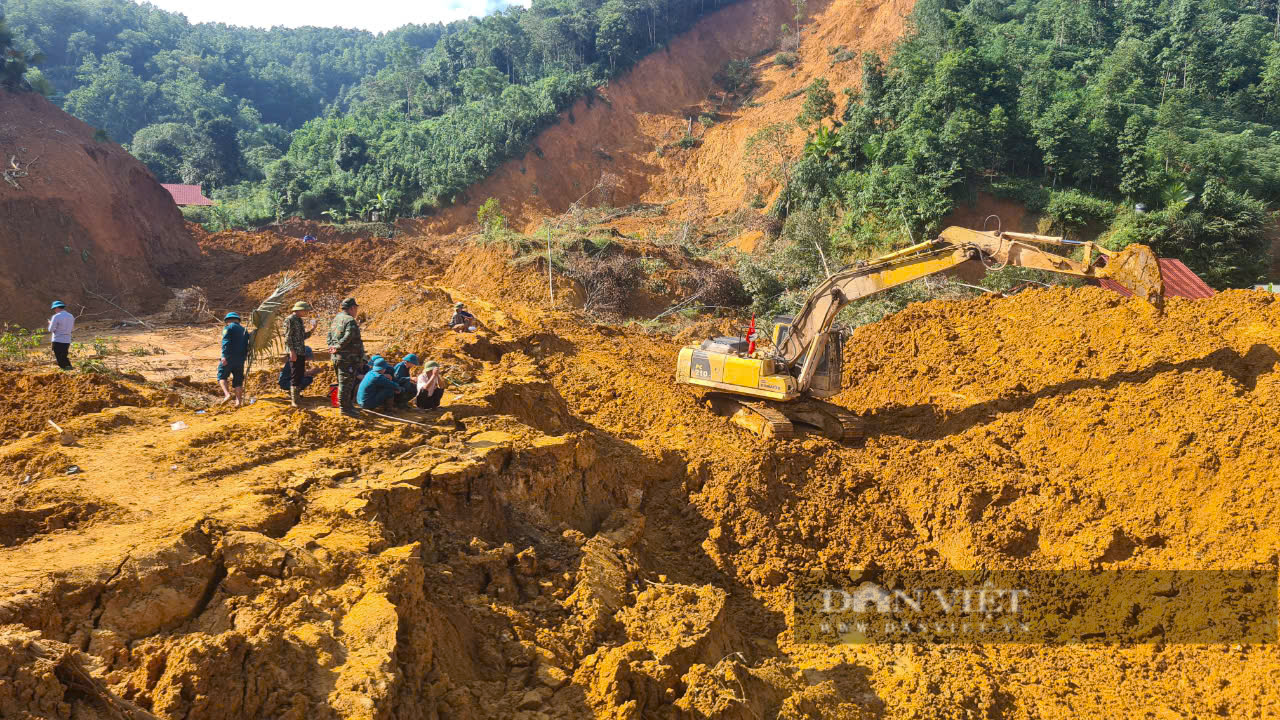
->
xmin=703 ymin=393 xmax=864 ymax=441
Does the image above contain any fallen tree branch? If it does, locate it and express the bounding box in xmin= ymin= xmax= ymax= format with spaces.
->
xmin=82 ymin=287 xmax=157 ymax=331
xmin=651 ymin=288 xmax=707 ymax=321
xmin=359 ymin=407 xmax=433 ymax=427
xmin=44 ymin=647 xmax=162 ymax=720
xmin=2 ymin=154 xmax=39 ymax=189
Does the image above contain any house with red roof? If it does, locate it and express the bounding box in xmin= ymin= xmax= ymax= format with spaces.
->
xmin=160 ymin=184 xmax=215 ymax=206
xmin=1096 ymin=258 xmax=1215 ymax=300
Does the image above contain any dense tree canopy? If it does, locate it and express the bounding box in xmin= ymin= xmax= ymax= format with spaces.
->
xmin=0 ymin=0 xmax=744 ymax=220
xmin=780 ymin=0 xmax=1280 ymax=288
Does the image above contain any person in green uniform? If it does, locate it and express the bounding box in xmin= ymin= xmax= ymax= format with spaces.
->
xmin=326 ymin=297 xmax=364 ymax=417
xmin=284 ymin=300 xmax=315 ymax=408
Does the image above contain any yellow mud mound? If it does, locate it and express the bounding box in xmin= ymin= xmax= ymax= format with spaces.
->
xmin=2 ymin=283 xmax=1279 ymax=720
xmin=0 ymin=370 xmax=167 ymax=441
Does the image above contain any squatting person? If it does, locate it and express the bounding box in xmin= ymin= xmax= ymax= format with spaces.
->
xmin=278 ymin=346 xmax=320 ymax=395
xmin=448 ymin=302 xmax=477 ymax=332
xmin=357 ymin=358 xmax=405 ymax=411
xmin=415 ymin=360 xmax=445 ymax=410
xmin=392 ymin=353 xmax=422 ymax=405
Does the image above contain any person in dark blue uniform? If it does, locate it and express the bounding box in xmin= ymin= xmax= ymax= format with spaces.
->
xmin=391 ymin=353 xmax=422 ymax=405
xmin=217 ymin=312 xmax=249 ymax=407
xmin=356 ymin=358 xmax=402 ymax=411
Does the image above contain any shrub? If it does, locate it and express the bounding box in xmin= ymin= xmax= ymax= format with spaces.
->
xmin=714 ymin=59 xmax=755 ymax=94
xmin=565 ymin=253 xmax=644 ymax=316
xmin=0 ymin=324 xmax=45 ymax=361
xmin=1043 ymin=189 xmax=1116 ymax=236
xmin=1105 ymin=179 xmax=1271 ymax=288
xmin=685 ymin=266 xmax=750 ymax=308
xmin=676 ymin=135 xmax=702 ymax=150
xmin=477 ymin=197 xmax=507 ymax=240
xmin=774 ymin=52 xmax=799 ymax=68
xmin=987 ymin=178 xmax=1051 ymax=213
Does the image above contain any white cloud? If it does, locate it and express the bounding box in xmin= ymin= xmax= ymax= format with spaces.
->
xmin=135 ymin=0 xmax=532 ymax=33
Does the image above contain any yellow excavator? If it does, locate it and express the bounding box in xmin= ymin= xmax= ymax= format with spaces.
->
xmin=675 ymin=226 xmax=1165 ymax=439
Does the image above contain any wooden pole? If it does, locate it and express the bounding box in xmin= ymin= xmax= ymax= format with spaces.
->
xmin=547 ymin=226 xmax=555 ymax=307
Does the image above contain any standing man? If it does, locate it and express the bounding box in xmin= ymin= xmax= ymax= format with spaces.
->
xmin=47 ymin=301 xmax=74 ymax=371
xmin=285 ymin=301 xmax=314 ymax=408
xmin=218 ymin=312 xmax=250 ymax=407
xmin=327 ymin=297 xmax=364 ymax=418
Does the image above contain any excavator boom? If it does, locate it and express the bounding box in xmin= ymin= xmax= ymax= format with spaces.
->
xmin=675 ymin=226 xmax=1165 ymax=440
xmin=776 ymin=227 xmax=1164 ymax=366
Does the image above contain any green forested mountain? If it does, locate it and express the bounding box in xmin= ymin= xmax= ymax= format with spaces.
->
xmin=0 ymin=0 xmax=444 ymax=190
xmin=1 ymin=0 xmax=744 ymax=221
xmin=778 ymin=0 xmax=1280 ymax=289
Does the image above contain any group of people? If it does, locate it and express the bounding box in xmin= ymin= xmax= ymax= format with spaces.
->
xmin=44 ymin=293 xmax=468 ymax=418
xmin=218 ymin=296 xmax=460 ymax=416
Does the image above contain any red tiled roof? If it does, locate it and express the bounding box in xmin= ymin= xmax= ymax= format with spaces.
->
xmin=161 ymin=183 xmax=215 ymax=206
xmin=1097 ymin=258 xmax=1215 ymax=300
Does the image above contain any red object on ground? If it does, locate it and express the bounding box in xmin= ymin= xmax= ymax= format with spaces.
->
xmin=1097 ymin=258 xmax=1215 ymax=300
xmin=329 ymin=384 xmax=339 ymax=407
xmin=160 ymin=183 xmax=215 ymax=206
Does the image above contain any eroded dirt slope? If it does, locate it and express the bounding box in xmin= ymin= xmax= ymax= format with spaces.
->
xmin=0 ymin=90 xmax=197 ymax=327
xmin=2 ymin=258 xmax=1278 ymax=718
xmin=420 ymin=0 xmax=914 ymax=235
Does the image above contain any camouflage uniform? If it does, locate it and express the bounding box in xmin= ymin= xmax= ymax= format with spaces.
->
xmin=285 ymin=313 xmax=309 ymax=356
xmin=327 ymin=312 xmax=364 ymax=411
xmin=284 ymin=312 xmax=312 ymax=405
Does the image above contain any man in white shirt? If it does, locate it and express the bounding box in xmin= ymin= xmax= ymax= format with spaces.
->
xmin=47 ymin=300 xmax=74 ymax=371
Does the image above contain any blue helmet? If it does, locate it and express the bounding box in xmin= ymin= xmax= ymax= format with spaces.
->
xmin=373 ymin=358 xmax=391 ymax=369
xmin=51 ymin=300 xmax=66 ymax=309
xmin=224 ymin=312 xmax=241 ymax=321
xmin=403 ymin=353 xmax=421 ymax=365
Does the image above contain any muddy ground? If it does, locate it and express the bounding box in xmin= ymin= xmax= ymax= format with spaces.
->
xmin=2 ymin=223 xmax=1279 ymax=719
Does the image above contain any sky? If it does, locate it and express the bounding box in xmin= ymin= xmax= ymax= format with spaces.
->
xmin=136 ymin=0 xmax=532 ymax=33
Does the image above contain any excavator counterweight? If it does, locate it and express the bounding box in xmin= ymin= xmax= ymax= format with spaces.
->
xmin=675 ymin=226 xmax=1165 ymax=440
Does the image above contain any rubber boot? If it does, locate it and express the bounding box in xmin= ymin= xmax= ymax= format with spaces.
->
xmin=290 ymin=387 xmax=301 ymax=408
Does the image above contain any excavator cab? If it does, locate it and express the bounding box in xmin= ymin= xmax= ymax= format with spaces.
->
xmin=807 ymin=333 xmax=843 ymax=398
xmin=773 ymin=316 xmax=842 ymax=398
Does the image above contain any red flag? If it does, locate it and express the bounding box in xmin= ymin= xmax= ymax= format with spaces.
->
xmin=746 ymin=314 xmax=756 ymax=355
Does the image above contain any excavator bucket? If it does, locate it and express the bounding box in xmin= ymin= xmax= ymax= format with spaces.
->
xmin=1105 ymin=244 xmax=1165 ymax=310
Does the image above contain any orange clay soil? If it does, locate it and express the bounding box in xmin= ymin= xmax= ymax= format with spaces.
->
xmin=3 ymin=268 xmax=1279 ymax=719
xmin=0 ymin=90 xmax=197 ymax=328
xmin=415 ymin=0 xmax=915 ymax=236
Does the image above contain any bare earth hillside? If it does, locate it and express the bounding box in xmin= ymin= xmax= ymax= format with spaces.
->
xmin=5 ymin=1 xmax=1280 ymax=718
xmin=421 ymin=0 xmax=914 ymax=235
xmin=0 ymin=89 xmax=196 ymax=327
